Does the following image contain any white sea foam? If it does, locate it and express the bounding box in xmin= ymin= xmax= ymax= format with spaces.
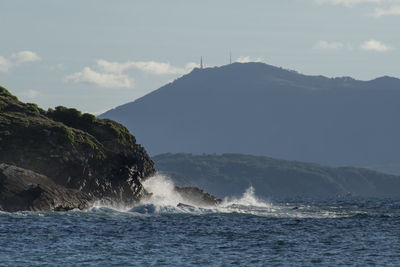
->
xmin=221 ymin=186 xmax=272 ymax=208
xmin=137 ymin=174 xmax=276 ymax=216
xmin=82 ymin=174 xmax=349 ymax=219
xmin=141 ymin=174 xmax=271 ymax=208
xmin=0 ymin=174 xmax=357 ymax=219
xmin=133 ymin=174 xmax=351 ymax=218
xmin=141 ymin=174 xmax=186 ymax=207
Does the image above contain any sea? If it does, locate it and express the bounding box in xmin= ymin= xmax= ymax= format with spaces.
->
xmin=1 ymin=175 xmax=400 ymax=266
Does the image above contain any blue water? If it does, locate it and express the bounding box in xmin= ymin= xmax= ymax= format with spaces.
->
xmin=1 ymin=177 xmax=400 ymax=266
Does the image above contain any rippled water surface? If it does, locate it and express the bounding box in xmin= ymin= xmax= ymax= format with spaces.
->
xmin=1 ymin=177 xmax=400 ymax=266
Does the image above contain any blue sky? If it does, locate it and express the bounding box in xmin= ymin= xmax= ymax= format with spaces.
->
xmin=1 ymin=0 xmax=399 ymax=113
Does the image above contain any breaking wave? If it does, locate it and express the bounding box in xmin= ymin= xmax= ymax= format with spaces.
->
xmin=125 ymin=174 xmax=351 ymax=218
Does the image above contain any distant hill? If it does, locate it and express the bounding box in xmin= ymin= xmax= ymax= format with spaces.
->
xmin=153 ymin=153 xmax=400 ymax=199
xmin=100 ymin=62 xmax=400 ymax=174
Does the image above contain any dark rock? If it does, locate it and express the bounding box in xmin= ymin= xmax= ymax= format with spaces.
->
xmin=177 ymin=202 xmax=194 ymax=208
xmin=175 ymin=186 xmax=221 ymax=206
xmin=0 ymin=163 xmax=91 ymax=212
xmin=0 ymin=86 xmax=156 ymax=211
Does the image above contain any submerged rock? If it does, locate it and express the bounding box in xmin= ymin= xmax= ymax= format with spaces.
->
xmin=0 ymin=86 xmax=155 ymax=211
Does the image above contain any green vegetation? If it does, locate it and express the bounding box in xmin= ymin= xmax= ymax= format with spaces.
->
xmin=0 ymin=86 xmax=40 ymax=115
xmin=153 ymin=153 xmax=400 ymax=198
xmin=0 ymin=85 xmax=155 ymax=209
xmin=0 ymin=100 xmax=7 ymax=111
xmin=47 ymin=106 xmax=83 ymax=126
xmin=0 ymin=86 xmax=17 ymax=100
xmin=47 ymin=106 xmax=133 ymax=146
xmin=0 ymin=85 xmax=138 ymax=164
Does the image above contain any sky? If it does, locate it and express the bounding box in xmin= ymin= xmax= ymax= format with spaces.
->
xmin=0 ymin=0 xmax=399 ymax=114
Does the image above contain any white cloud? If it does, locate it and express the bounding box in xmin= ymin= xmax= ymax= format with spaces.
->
xmin=313 ymin=40 xmax=345 ymax=50
xmin=314 ymin=0 xmax=398 ymax=7
xmin=96 ymin=60 xmax=130 ymax=74
xmin=65 ymin=67 xmax=133 ymax=88
xmin=372 ymin=5 xmax=400 ymax=16
xmin=22 ymin=89 xmax=40 ymax=99
xmin=315 ymin=0 xmax=400 ymax=17
xmin=11 ymin=50 xmax=41 ymax=64
xmin=97 ymin=59 xmax=198 ymax=75
xmin=361 ymin=39 xmax=391 ymax=51
xmin=132 ymin=61 xmax=198 ymax=75
xmin=65 ymin=59 xmax=199 ymax=88
xmin=48 ymin=63 xmax=65 ymax=71
xmin=0 ymin=51 xmax=41 ymax=72
xmin=235 ymin=56 xmax=262 ymax=63
xmin=184 ymin=62 xmax=200 ymax=71
xmin=0 ymin=56 xmax=11 ymax=72
xmin=312 ymin=40 xmax=391 ymax=52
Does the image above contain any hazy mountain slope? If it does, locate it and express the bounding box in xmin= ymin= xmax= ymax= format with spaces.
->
xmin=101 ymin=62 xmax=400 ymax=174
xmin=153 ymin=153 xmax=400 ymax=199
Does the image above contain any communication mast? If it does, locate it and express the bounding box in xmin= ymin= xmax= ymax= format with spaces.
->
xmin=200 ymin=56 xmax=203 ymax=69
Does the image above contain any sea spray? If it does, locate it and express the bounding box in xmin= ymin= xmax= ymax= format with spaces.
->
xmin=221 ymin=186 xmax=272 ymax=208
xmin=141 ymin=174 xmax=187 ymax=206
xmin=138 ymin=174 xmax=272 ymax=214
xmin=134 ymin=174 xmax=347 ymax=218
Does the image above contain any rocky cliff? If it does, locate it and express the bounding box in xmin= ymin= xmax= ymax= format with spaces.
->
xmin=0 ymin=163 xmax=91 ymax=211
xmin=0 ymin=86 xmax=156 ymax=211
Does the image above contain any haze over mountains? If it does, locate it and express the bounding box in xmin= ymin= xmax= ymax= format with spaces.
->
xmin=153 ymin=153 xmax=400 ymax=199
xmin=101 ymin=62 xmax=400 ymax=174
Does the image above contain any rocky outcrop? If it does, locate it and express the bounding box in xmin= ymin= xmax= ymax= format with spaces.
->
xmin=175 ymin=186 xmax=222 ymax=206
xmin=0 ymin=86 xmax=156 ymax=211
xmin=0 ymin=163 xmax=91 ymax=211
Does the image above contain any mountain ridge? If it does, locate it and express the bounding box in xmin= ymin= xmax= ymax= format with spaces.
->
xmin=153 ymin=153 xmax=400 ymax=199
xmin=101 ymin=62 xmax=400 ymax=174
xmin=105 ymin=63 xmax=400 ymax=113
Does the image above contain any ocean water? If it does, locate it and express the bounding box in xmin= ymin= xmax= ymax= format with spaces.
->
xmin=1 ymin=175 xmax=400 ymax=266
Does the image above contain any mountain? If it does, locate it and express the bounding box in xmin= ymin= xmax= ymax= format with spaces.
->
xmin=153 ymin=153 xmax=400 ymax=199
xmin=100 ymin=62 xmax=400 ymax=174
